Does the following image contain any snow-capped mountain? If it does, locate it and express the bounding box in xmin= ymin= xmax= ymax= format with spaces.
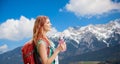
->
xmin=49 ymin=19 xmax=120 ymax=47
xmin=48 ymin=19 xmax=120 ymax=58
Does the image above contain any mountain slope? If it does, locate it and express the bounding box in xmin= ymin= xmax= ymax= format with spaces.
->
xmin=0 ymin=47 xmax=23 ymax=64
xmin=60 ymin=44 xmax=120 ymax=64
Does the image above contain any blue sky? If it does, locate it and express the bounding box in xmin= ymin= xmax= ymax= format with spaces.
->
xmin=0 ymin=0 xmax=120 ymax=53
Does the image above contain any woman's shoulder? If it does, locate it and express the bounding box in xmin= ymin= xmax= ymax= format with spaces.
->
xmin=37 ymin=39 xmax=46 ymax=45
xmin=37 ymin=38 xmax=55 ymax=47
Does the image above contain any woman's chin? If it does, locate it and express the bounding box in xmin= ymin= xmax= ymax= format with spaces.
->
xmin=49 ymin=28 xmax=52 ymax=31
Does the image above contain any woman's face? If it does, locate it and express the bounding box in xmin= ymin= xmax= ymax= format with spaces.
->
xmin=43 ymin=19 xmax=52 ymax=32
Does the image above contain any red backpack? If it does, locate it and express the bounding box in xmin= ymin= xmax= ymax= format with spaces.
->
xmin=21 ymin=39 xmax=50 ymax=64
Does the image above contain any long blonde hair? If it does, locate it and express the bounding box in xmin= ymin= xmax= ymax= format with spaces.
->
xmin=33 ymin=16 xmax=48 ymax=44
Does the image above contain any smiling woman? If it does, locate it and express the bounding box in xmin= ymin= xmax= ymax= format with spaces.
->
xmin=32 ymin=16 xmax=66 ymax=64
xmin=22 ymin=15 xmax=66 ymax=64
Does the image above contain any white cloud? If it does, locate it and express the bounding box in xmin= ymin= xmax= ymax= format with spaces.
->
xmin=0 ymin=16 xmax=58 ymax=41
xmin=0 ymin=44 xmax=8 ymax=54
xmin=0 ymin=16 xmax=35 ymax=41
xmin=65 ymin=0 xmax=120 ymax=17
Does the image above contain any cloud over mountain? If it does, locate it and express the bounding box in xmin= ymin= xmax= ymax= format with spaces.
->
xmin=0 ymin=16 xmax=35 ymax=41
xmin=0 ymin=16 xmax=58 ymax=41
xmin=65 ymin=0 xmax=120 ymax=17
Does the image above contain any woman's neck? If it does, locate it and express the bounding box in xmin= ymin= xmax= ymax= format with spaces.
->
xmin=43 ymin=31 xmax=47 ymax=37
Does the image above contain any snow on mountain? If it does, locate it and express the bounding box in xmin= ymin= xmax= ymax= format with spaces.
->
xmin=48 ymin=19 xmax=120 ymax=48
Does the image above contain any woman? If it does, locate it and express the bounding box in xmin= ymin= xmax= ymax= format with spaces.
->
xmin=33 ymin=16 xmax=66 ymax=64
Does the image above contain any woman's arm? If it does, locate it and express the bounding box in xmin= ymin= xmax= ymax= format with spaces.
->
xmin=38 ymin=42 xmax=62 ymax=64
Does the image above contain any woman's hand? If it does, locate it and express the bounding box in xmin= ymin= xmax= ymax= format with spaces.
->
xmin=56 ymin=42 xmax=66 ymax=52
xmin=60 ymin=42 xmax=67 ymax=52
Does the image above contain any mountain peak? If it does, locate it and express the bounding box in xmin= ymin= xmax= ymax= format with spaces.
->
xmin=49 ymin=19 xmax=120 ymax=48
